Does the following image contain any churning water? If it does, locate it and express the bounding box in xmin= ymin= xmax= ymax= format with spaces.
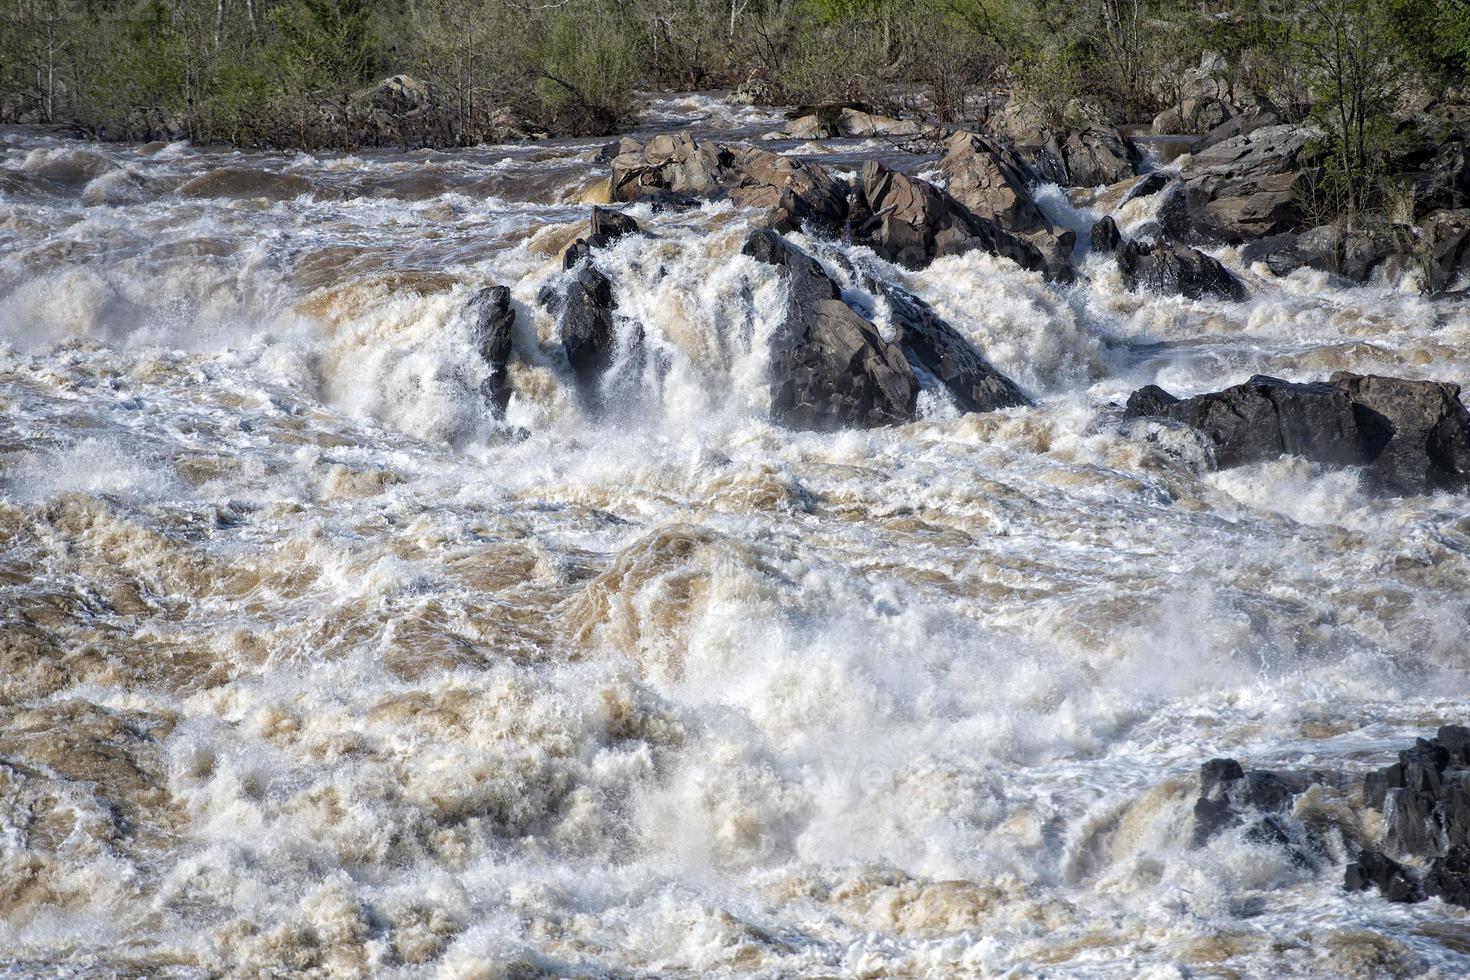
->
xmin=2 ymin=95 xmax=1469 ymax=977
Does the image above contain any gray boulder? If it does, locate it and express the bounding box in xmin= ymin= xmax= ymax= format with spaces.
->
xmin=866 ymin=277 xmax=1031 ymax=414
xmin=539 ymin=244 xmax=634 ymax=399
xmin=1328 ymin=373 xmax=1470 ymax=495
xmin=995 ymin=98 xmax=1139 ymax=186
xmin=850 ymin=161 xmax=1053 ymax=277
xmin=1174 ymin=124 xmax=1322 ymax=242
xmin=1116 ymin=239 xmax=1247 ymax=301
xmin=939 ymin=131 xmax=1077 ymax=276
xmin=742 ymin=229 xmax=915 ymax=430
xmin=466 ymin=285 xmax=516 ymax=414
xmin=1422 ymin=209 xmax=1470 ymax=293
xmin=1123 ymin=373 xmax=1470 ymax=493
xmin=1123 ymin=375 xmax=1367 ymax=469
xmin=1240 ymin=221 xmax=1419 ymax=284
xmin=1152 ymin=97 xmax=1234 ymax=136
xmin=610 ymin=132 xmax=848 ymax=234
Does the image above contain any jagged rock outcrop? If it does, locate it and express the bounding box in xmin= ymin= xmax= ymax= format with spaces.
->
xmin=589 ymin=206 xmax=640 ymax=247
xmin=939 ymin=131 xmax=1076 ymax=277
xmin=742 ymin=229 xmax=915 ymax=429
xmin=850 ymin=162 xmax=1051 ymax=277
xmin=1116 ymin=239 xmax=1247 ymax=301
xmin=1123 ymin=373 xmax=1470 ymax=494
xmin=1091 ymin=215 xmax=1122 ymax=255
xmin=538 ymin=244 xmax=633 ymax=398
xmin=1172 ymin=124 xmax=1323 ymax=242
xmin=1349 ymin=726 xmax=1470 ymax=907
xmin=996 ymin=98 xmax=1138 ymax=187
xmin=1190 ymin=757 xmax=1326 ymax=864
xmin=1152 ymin=97 xmax=1233 ymax=137
xmin=466 ymin=285 xmax=516 ymax=413
xmin=1194 ymin=95 xmax=1284 ymax=151
xmin=1422 ymin=209 xmax=1470 ymax=293
xmin=780 ymin=103 xmax=921 ymax=139
xmin=866 ymin=278 xmax=1031 ymax=414
xmin=1119 ymin=171 xmax=1172 ymax=207
xmin=1240 ymin=221 xmax=1419 ymax=284
xmin=610 ymin=132 xmax=847 ymax=233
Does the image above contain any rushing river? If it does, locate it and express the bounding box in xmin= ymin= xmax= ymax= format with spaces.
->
xmin=2 ymin=94 xmax=1469 ymax=977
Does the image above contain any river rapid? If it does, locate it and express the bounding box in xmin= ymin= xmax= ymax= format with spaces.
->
xmin=2 ymin=94 xmax=1470 ymax=978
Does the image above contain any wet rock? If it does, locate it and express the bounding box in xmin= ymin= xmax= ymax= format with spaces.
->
xmin=849 ymin=161 xmax=1051 ymax=277
xmin=1241 ymin=222 xmax=1419 ymax=284
xmin=1190 ymin=757 xmax=1323 ymax=852
xmin=838 ymin=107 xmax=923 ymax=138
xmin=1152 ymin=97 xmax=1234 ymax=137
xmin=996 ymin=98 xmax=1139 ymax=186
xmin=938 ymin=131 xmax=1076 ymax=275
xmin=1122 ymin=376 xmax=1367 ymax=470
xmin=1116 ymin=239 xmax=1247 ymax=301
xmin=1425 ymin=844 xmax=1470 ymax=906
xmin=783 ymin=103 xmax=922 ymax=139
xmin=1411 ymin=139 xmax=1470 ymax=217
xmin=539 ymin=250 xmax=629 ymax=397
xmin=1195 ymin=95 xmax=1285 ymax=151
xmin=610 ymin=132 xmax=848 ymax=234
xmin=589 ymin=206 xmax=640 ymax=247
xmin=1174 ymin=124 xmax=1322 ymax=242
xmin=866 ymin=277 xmax=1031 ymax=414
xmin=1421 ymin=209 xmax=1470 ymax=294
xmin=1346 ymin=849 xmax=1423 ymax=903
xmin=1327 ymin=373 xmax=1470 ymax=495
xmin=1090 ymin=215 xmax=1122 ymax=255
xmin=742 ymin=229 xmax=915 ymax=430
xmin=466 ymin=285 xmax=515 ymax=414
xmin=1119 ymin=171 xmax=1172 ymax=206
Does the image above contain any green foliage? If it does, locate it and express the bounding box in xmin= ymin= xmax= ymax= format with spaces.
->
xmin=533 ymin=3 xmax=639 ymax=135
xmin=269 ymin=0 xmax=379 ymax=91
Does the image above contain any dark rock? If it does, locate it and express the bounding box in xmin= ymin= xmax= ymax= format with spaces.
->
xmin=1116 ymin=239 xmax=1247 ymax=301
xmin=1193 ymin=795 xmax=1239 ymax=845
xmin=1200 ymin=758 xmax=1245 ymax=797
xmin=539 ymin=253 xmax=628 ymax=398
xmin=1195 ymin=96 xmax=1284 ymax=151
xmin=466 ymin=285 xmax=515 ymax=414
xmin=1383 ymin=787 xmax=1443 ymax=856
xmin=1176 ymin=124 xmax=1322 ymax=242
xmin=939 ymin=131 xmax=1077 ymax=275
xmin=1091 ymin=215 xmax=1122 ymax=255
xmin=1122 ymin=376 xmax=1367 ymax=470
xmin=1245 ymin=223 xmax=1420 ymax=285
xmin=1421 ymin=209 xmax=1470 ymax=294
xmin=850 ymin=162 xmax=1053 ymax=277
xmin=1425 ymin=844 xmax=1470 ymax=907
xmin=1345 ymin=849 xmax=1423 ymax=903
xmin=1439 ymin=725 xmax=1470 ymax=766
xmin=868 ymin=278 xmax=1031 ymax=414
xmin=589 ymin=206 xmax=640 ymax=246
xmin=996 ymin=98 xmax=1138 ymax=186
xmin=610 ymin=132 xmax=848 ymax=235
xmin=1327 ymin=373 xmax=1470 ymax=495
xmin=1120 ymin=171 xmax=1172 ymax=206
xmin=742 ymin=229 xmax=915 ymax=430
xmin=1412 ymin=139 xmax=1470 ymax=217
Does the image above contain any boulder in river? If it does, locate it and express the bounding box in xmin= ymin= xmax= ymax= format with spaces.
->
xmin=539 ymin=246 xmax=635 ymax=399
xmin=589 ymin=206 xmax=640 ymax=247
xmin=610 ymin=132 xmax=847 ymax=234
xmin=1173 ymin=123 xmax=1322 ymax=242
xmin=742 ymin=229 xmax=915 ymax=430
xmin=849 ymin=161 xmax=1051 ymax=277
xmin=1091 ymin=215 xmax=1122 ymax=255
xmin=1116 ymin=238 xmax=1247 ymax=301
xmin=866 ymin=277 xmax=1031 ymax=414
xmin=1239 ymin=220 xmax=1419 ymax=284
xmin=1124 ymin=374 xmax=1470 ymax=494
xmin=1421 ymin=208 xmax=1470 ymax=294
xmin=995 ymin=97 xmax=1138 ymax=186
xmin=466 ymin=285 xmax=516 ymax=414
xmin=939 ymin=131 xmax=1076 ymax=277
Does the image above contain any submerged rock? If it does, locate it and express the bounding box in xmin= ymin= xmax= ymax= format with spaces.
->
xmin=742 ymin=229 xmax=915 ymax=430
xmin=1116 ymin=238 xmax=1247 ymax=301
xmin=849 ymin=162 xmax=1052 ymax=277
xmin=1240 ymin=221 xmax=1419 ymax=284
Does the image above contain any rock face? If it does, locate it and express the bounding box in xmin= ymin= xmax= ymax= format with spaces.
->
xmin=1152 ymin=97 xmax=1233 ymax=136
xmin=1349 ymin=726 xmax=1470 ymax=908
xmin=1091 ymin=215 xmax=1122 ymax=255
xmin=1240 ymin=221 xmax=1419 ymax=284
xmin=782 ymin=103 xmax=922 ymax=139
xmin=1124 ymin=375 xmax=1369 ymax=469
xmin=1328 ymin=372 xmax=1470 ymax=495
xmin=589 ymin=206 xmax=640 ymax=247
xmin=1116 ymin=239 xmax=1247 ymax=301
xmin=996 ymin=98 xmax=1138 ymax=186
xmin=867 ymin=278 xmax=1032 ymax=414
xmin=1123 ymin=373 xmax=1470 ymax=494
xmin=467 ymin=285 xmax=516 ymax=413
xmin=1194 ymin=95 xmax=1284 ymax=151
xmin=742 ymin=229 xmax=915 ymax=429
xmin=939 ymin=131 xmax=1076 ymax=277
xmin=610 ymin=132 xmax=847 ymax=233
xmin=1174 ymin=124 xmax=1322 ymax=241
xmin=539 ymin=245 xmax=626 ymax=397
xmin=1190 ymin=756 xmax=1324 ymax=861
xmin=1422 ymin=209 xmax=1470 ymax=293
xmin=850 ymin=162 xmax=1050 ymax=276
